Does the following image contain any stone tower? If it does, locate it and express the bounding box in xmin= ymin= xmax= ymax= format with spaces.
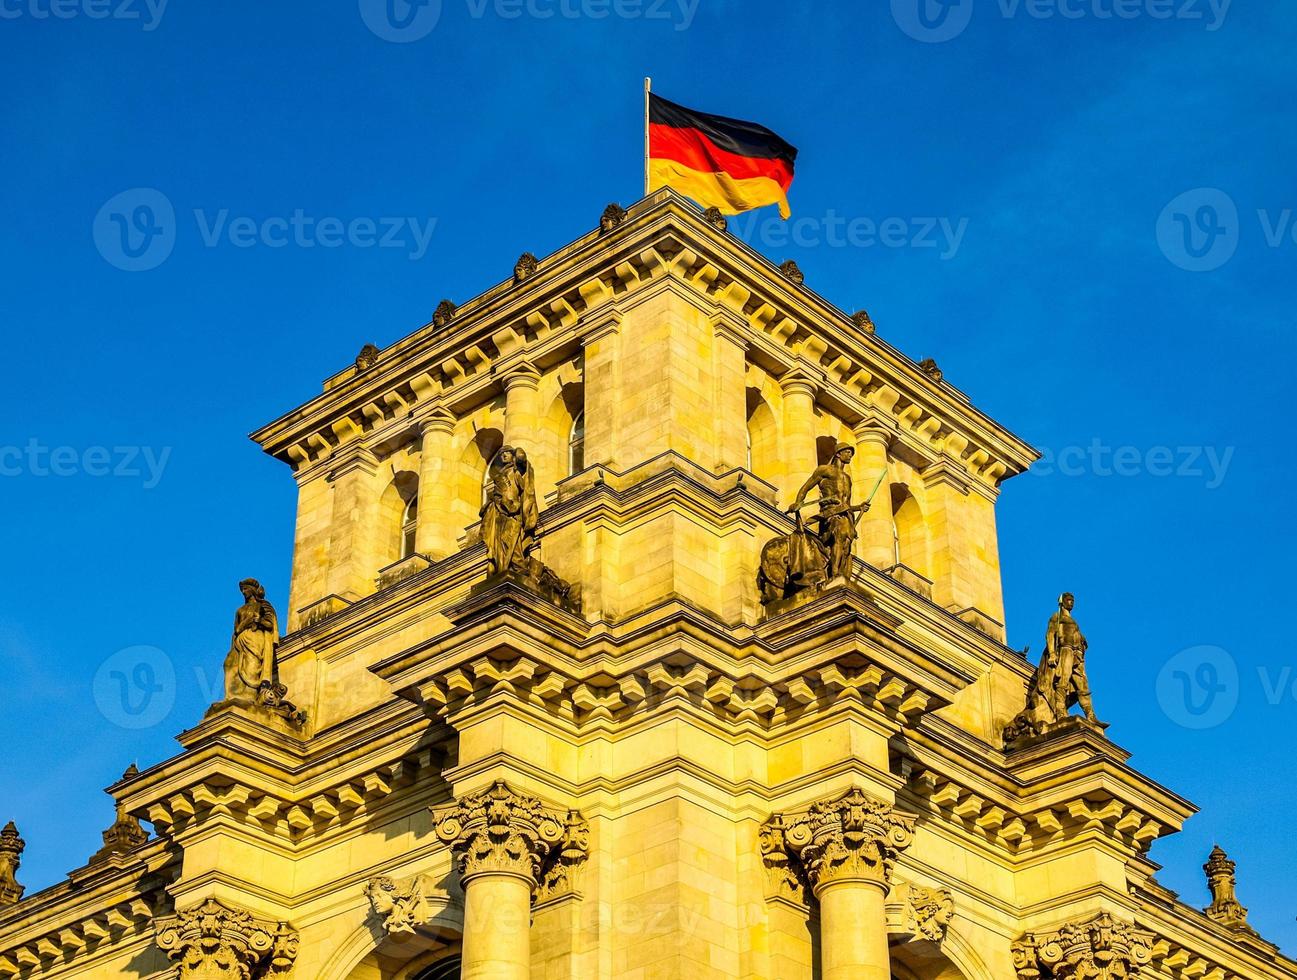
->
xmin=0 ymin=190 xmax=1291 ymax=979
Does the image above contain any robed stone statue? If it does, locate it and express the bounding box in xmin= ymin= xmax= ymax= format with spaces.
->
xmin=1003 ymin=592 xmax=1104 ymax=745
xmin=208 ymin=578 xmax=305 ymax=727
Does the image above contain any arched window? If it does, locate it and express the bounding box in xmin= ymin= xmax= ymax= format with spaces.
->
xmin=569 ymin=411 xmax=585 ymax=474
xmin=402 ymin=494 xmax=418 ymax=558
xmin=413 ymin=956 xmax=462 ymax=980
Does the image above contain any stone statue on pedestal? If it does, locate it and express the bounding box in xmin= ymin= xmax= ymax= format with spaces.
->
xmin=758 ymin=441 xmax=870 ymax=606
xmin=478 ymin=445 xmax=580 ymax=612
xmin=1003 ymin=593 xmax=1105 ymax=745
xmin=207 ymin=579 xmax=306 ymax=727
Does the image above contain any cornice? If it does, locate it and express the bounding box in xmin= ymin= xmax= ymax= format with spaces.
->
xmin=249 ymin=190 xmax=1037 ymax=490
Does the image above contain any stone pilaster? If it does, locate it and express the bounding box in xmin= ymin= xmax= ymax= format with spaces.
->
xmin=779 ymin=368 xmax=820 ymax=506
xmin=853 ymin=418 xmax=895 ymax=569
xmin=1011 ymin=913 xmax=1155 ymax=979
xmin=154 ymin=898 xmax=298 ymax=979
xmin=500 ymin=360 xmax=542 ymax=448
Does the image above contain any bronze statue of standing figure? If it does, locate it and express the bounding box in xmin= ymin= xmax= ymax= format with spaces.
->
xmin=209 ymin=579 xmax=305 ymax=727
xmin=1003 ymin=592 xmax=1104 ymax=745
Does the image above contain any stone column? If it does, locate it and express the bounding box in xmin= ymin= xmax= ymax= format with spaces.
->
xmin=154 ymin=898 xmax=298 ymax=979
xmin=763 ymin=789 xmax=915 ymax=980
xmin=853 ymin=420 xmax=895 ymax=569
xmin=414 ymin=407 xmax=458 ymax=559
xmin=434 ymin=781 xmax=589 ymax=980
xmin=501 ymin=361 xmax=542 ymax=449
xmin=779 ymin=369 xmax=820 ymax=506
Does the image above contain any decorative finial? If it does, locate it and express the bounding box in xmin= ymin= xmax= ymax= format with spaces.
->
xmin=1204 ymin=845 xmax=1256 ymax=934
xmin=433 ymin=299 xmax=458 ymax=329
xmin=123 ymin=763 xmax=140 ymax=779
xmin=91 ymin=795 xmax=148 ymax=864
xmin=702 ymin=207 xmax=728 ymax=232
xmin=599 ymin=203 xmax=628 ymax=232
xmin=918 ymin=358 xmax=943 ymax=382
xmin=0 ymin=821 xmax=25 ymax=906
xmin=513 ymin=252 xmax=539 ymax=283
xmin=778 ymin=260 xmax=805 ymax=285
xmin=354 ymin=343 xmax=380 ymax=372
xmin=851 ymin=310 xmax=876 ymax=335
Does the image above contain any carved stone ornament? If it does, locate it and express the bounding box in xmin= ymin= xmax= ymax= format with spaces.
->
xmin=918 ymin=358 xmax=944 ymax=382
xmin=354 ymin=343 xmax=380 ymax=372
xmin=433 ymin=781 xmax=589 ymax=899
xmin=0 ymin=821 xmax=25 ymax=906
xmin=433 ymin=299 xmax=458 ymax=328
xmin=599 ymin=202 xmax=627 ymax=232
xmin=778 ymin=259 xmax=805 ymax=285
xmin=365 ymin=875 xmax=430 ymax=936
xmin=702 ymin=206 xmax=728 ymax=232
xmin=154 ymin=898 xmax=298 ymax=979
xmin=887 ymin=881 xmax=955 ymax=942
xmin=762 ymin=789 xmax=915 ymax=897
xmin=90 ymin=775 xmax=149 ymax=864
xmin=1011 ymin=913 xmax=1155 ymax=979
xmin=513 ymin=252 xmax=539 ymax=283
xmin=1203 ymin=845 xmax=1256 ymax=934
xmin=851 ymin=309 xmax=877 ymax=334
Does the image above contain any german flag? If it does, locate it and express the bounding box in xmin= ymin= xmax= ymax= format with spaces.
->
xmin=649 ymin=94 xmax=798 ymax=219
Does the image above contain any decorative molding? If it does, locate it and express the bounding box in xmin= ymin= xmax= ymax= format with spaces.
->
xmin=154 ymin=898 xmax=298 ymax=979
xmin=1011 ymin=913 xmax=1154 ymax=979
xmin=365 ymin=875 xmax=431 ymax=937
xmin=762 ymin=789 xmax=915 ymax=896
xmin=433 ymin=781 xmax=588 ymax=898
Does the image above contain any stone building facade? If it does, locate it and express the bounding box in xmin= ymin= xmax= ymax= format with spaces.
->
xmin=0 ymin=190 xmax=1290 ymax=979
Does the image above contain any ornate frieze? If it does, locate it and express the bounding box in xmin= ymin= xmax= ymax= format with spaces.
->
xmin=154 ymin=898 xmax=298 ymax=979
xmin=433 ymin=781 xmax=589 ymax=898
xmin=762 ymin=789 xmax=915 ymax=896
xmin=1011 ymin=913 xmax=1154 ymax=979
xmin=365 ymin=875 xmax=430 ymax=936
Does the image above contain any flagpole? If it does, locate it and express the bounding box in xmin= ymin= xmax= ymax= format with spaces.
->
xmin=643 ymin=76 xmax=651 ymax=197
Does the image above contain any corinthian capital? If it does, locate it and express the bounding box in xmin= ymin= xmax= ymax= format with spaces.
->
xmin=763 ymin=788 xmax=915 ymax=896
xmin=1011 ymin=913 xmax=1154 ymax=979
xmin=433 ymin=781 xmax=589 ymax=897
xmin=154 ymin=898 xmax=298 ymax=979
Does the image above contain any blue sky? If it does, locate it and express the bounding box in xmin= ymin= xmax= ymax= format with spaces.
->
xmin=2 ymin=0 xmax=1294 ymax=950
